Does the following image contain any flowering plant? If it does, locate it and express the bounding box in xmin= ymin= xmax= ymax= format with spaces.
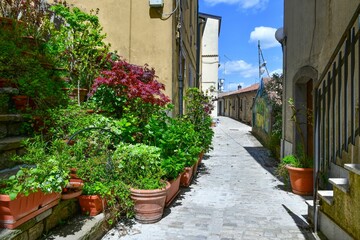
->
xmin=91 ymin=59 xmax=170 ymax=108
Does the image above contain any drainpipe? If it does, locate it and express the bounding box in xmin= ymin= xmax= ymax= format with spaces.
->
xmin=195 ymin=0 xmax=201 ymax=88
xmin=178 ymin=5 xmax=183 ymax=116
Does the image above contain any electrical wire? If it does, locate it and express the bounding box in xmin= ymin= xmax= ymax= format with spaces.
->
xmin=158 ymin=0 xmax=180 ymax=20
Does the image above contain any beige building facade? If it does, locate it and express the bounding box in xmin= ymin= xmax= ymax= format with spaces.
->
xmin=62 ymin=0 xmax=200 ymax=116
xmin=282 ymin=1 xmax=360 ymax=239
xmin=218 ymin=84 xmax=259 ymax=125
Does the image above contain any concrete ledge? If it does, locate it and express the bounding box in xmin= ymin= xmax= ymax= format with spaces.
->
xmin=328 ymin=178 xmax=349 ymax=193
xmin=344 ymin=164 xmax=360 ymax=176
xmin=318 ymin=190 xmax=334 ymax=205
xmin=45 ymin=213 xmax=109 ymax=240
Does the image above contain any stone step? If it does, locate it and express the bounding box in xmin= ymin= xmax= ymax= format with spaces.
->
xmin=305 ymin=199 xmax=314 ymax=207
xmin=0 ymin=115 xmax=26 ymax=139
xmin=44 ymin=213 xmax=108 ymax=240
xmin=0 ymin=87 xmax=18 ymax=95
xmin=318 ymin=190 xmax=334 ymax=205
xmin=344 ymin=163 xmax=360 ymax=175
xmin=0 ymin=136 xmax=27 ymax=151
xmin=328 ymin=178 xmax=349 ymax=193
xmin=0 ymin=114 xmax=24 ymax=122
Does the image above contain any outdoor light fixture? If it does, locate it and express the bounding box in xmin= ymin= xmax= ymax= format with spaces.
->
xmin=275 ymin=27 xmax=286 ymax=44
xmin=149 ymin=0 xmax=164 ymax=8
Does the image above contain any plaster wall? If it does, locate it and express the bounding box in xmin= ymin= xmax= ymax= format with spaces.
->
xmin=57 ymin=1 xmax=198 ymax=116
xmin=63 ymin=0 xmax=174 ymax=100
xmin=201 ymin=17 xmax=220 ymax=117
xmin=283 ymin=0 xmax=358 ymax=148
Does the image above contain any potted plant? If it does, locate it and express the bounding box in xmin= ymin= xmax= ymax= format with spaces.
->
xmin=45 ymin=4 xmax=110 ymax=105
xmin=184 ymin=88 xmax=215 ymax=156
xmin=78 ymin=181 xmax=108 ymax=216
xmin=113 ymin=143 xmax=168 ymax=223
xmin=0 ymin=138 xmax=70 ymax=229
xmin=276 ymin=98 xmax=313 ymax=195
xmin=65 ymin=132 xmax=133 ymax=219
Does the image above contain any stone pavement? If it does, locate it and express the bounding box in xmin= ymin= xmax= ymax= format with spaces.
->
xmin=102 ymin=117 xmax=316 ymax=240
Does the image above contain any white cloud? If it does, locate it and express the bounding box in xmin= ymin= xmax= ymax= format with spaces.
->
xmin=249 ymin=26 xmax=280 ymax=49
xmin=222 ymin=60 xmax=258 ymax=78
xmin=204 ymin=0 xmax=268 ymax=10
xmin=270 ymin=68 xmax=283 ymax=76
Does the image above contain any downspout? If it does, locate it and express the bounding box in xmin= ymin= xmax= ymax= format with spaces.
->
xmin=177 ymin=4 xmax=183 ymax=116
xmin=195 ymin=0 xmax=200 ymax=88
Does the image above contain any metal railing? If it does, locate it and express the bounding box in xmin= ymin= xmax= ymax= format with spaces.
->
xmin=315 ymin=4 xmax=360 ymax=176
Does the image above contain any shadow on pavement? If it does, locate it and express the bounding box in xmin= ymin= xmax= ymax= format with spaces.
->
xmin=243 ymin=146 xmax=294 ymax=192
xmin=282 ymin=204 xmax=316 ymax=240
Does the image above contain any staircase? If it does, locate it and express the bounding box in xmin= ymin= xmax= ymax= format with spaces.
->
xmin=315 ymin=163 xmax=360 ymax=240
xmin=0 ymin=114 xmax=28 ymax=170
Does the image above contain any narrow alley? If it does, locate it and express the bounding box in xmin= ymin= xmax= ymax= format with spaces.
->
xmin=102 ymin=117 xmax=315 ymax=240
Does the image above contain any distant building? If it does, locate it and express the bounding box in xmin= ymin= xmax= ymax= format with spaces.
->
xmin=199 ymin=13 xmax=221 ymax=117
xmin=218 ymin=83 xmax=259 ymax=125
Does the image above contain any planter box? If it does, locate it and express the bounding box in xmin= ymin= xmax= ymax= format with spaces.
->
xmin=0 ymin=191 xmax=60 ymax=229
xmin=165 ymin=175 xmax=181 ymax=207
xmin=180 ymin=167 xmax=194 ymax=187
xmin=78 ymin=195 xmax=106 ymax=216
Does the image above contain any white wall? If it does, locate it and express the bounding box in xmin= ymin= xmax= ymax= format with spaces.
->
xmin=201 ymin=17 xmax=220 ymax=117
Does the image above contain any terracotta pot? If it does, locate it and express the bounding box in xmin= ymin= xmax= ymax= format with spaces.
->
xmin=180 ymin=167 xmax=194 ymax=187
xmin=198 ymin=152 xmax=204 ymax=164
xmin=11 ymin=95 xmax=30 ymax=111
xmin=61 ymin=190 xmax=82 ymax=200
xmin=286 ymin=165 xmax=314 ymax=196
xmin=165 ymin=175 xmax=181 ymax=207
xmin=78 ymin=195 xmax=106 ymax=216
xmin=65 ymin=179 xmax=84 ymax=190
xmin=69 ymin=168 xmax=80 ymax=179
xmin=193 ymin=160 xmax=200 ymax=176
xmin=32 ymin=115 xmax=48 ymax=134
xmin=62 ymin=179 xmax=84 ymax=200
xmin=130 ymin=184 xmax=168 ymax=223
xmin=0 ymin=78 xmax=14 ymax=88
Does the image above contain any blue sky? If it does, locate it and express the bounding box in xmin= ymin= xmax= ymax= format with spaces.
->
xmin=199 ymin=0 xmax=284 ymax=91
